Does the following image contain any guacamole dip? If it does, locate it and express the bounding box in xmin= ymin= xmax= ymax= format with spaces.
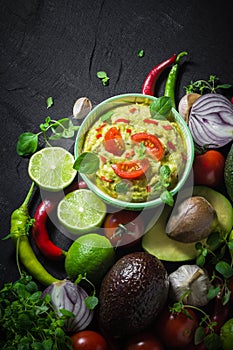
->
xmin=82 ymin=102 xmax=187 ymax=202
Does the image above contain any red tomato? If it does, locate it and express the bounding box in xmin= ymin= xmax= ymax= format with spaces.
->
xmin=104 ymin=210 xmax=144 ymax=247
xmin=112 ymin=159 xmax=150 ymax=179
xmin=192 ymin=150 xmax=225 ymax=188
xmin=71 ymin=330 xmax=108 ymax=350
xmin=155 ymin=308 xmax=198 ymax=349
xmin=124 ymin=331 xmax=164 ymax=350
xmin=103 ymin=127 xmax=125 ymax=156
xmin=131 ymin=132 xmax=164 ymax=160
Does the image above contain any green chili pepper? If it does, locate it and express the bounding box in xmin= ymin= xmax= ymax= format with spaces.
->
xmin=164 ymin=51 xmax=188 ymax=109
xmin=9 ymin=182 xmax=60 ymax=286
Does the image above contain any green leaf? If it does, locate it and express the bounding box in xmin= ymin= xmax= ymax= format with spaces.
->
xmin=207 ymin=285 xmax=220 ymax=301
xmin=216 ymin=83 xmax=232 ymax=89
xmin=194 ymin=326 xmax=206 ymax=345
xmin=215 ymin=261 xmax=233 ymax=279
xmin=114 ymin=180 xmax=131 ymax=194
xmin=96 ymin=71 xmax=107 ymax=78
xmin=16 ymin=132 xmax=38 ymax=156
xmin=196 ymin=253 xmax=205 ymax=267
xmin=206 ymin=231 xmax=221 ymax=250
xmin=46 ymin=97 xmax=53 ymax=109
xmin=74 ymin=274 xmax=84 ymax=284
xmin=85 ymin=295 xmax=98 ymax=310
xmin=160 ymin=165 xmax=171 ymax=179
xmin=227 ymin=239 xmax=233 ymax=250
xmin=101 ymin=110 xmax=114 ymax=122
xmin=59 ymin=308 xmax=75 ymax=318
xmin=137 ymin=49 xmax=145 ymax=58
xmin=222 ymin=288 xmax=231 ymax=305
xmin=203 ymin=333 xmax=222 ymax=350
xmin=160 ymin=190 xmax=174 ymax=206
xmin=73 ymin=152 xmax=100 ymax=174
xmin=42 ymin=339 xmax=53 ymax=350
xmin=150 ymin=96 xmax=172 ymax=119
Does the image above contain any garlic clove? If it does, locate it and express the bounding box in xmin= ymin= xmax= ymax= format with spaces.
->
xmin=169 ymin=264 xmax=211 ymax=307
xmin=73 ymin=97 xmax=92 ymax=119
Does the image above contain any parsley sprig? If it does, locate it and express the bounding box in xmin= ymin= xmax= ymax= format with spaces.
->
xmin=184 ymin=75 xmax=231 ymax=95
xmin=0 ymin=272 xmax=73 ymax=350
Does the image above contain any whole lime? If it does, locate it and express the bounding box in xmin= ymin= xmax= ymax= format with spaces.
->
xmin=220 ymin=318 xmax=233 ymax=350
xmin=65 ymin=233 xmax=115 ymax=285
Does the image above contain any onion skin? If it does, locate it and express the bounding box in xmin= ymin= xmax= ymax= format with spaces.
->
xmin=188 ymin=93 xmax=233 ymax=148
xmin=42 ymin=279 xmax=93 ymax=333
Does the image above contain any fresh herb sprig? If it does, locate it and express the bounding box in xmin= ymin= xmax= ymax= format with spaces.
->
xmin=184 ymin=75 xmax=231 ymax=95
xmin=16 ymin=116 xmax=79 ymax=157
xmin=75 ymin=272 xmax=98 ymax=310
xmin=0 ymin=272 xmax=73 ymax=350
xmin=96 ymin=71 xmax=110 ymax=86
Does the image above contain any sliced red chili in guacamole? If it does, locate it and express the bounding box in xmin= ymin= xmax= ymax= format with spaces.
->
xmin=111 ymin=159 xmax=150 ymax=179
xmin=103 ymin=127 xmax=125 ymax=156
xmin=131 ymin=132 xmax=164 ymax=160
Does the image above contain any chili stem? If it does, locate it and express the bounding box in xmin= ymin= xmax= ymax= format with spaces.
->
xmin=21 ymin=182 xmax=35 ymax=208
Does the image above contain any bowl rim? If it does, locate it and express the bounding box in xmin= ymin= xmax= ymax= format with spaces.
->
xmin=74 ymin=93 xmax=194 ymax=210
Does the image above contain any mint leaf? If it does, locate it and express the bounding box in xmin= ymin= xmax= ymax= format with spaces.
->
xmin=215 ymin=261 xmax=233 ymax=279
xmin=46 ymin=97 xmax=53 ymax=109
xmin=150 ymin=96 xmax=172 ymax=119
xmin=160 ymin=190 xmax=174 ymax=206
xmin=73 ymin=152 xmax=99 ymax=174
xmin=16 ymin=132 xmax=38 ymax=156
xmin=85 ymin=295 xmax=98 ymax=310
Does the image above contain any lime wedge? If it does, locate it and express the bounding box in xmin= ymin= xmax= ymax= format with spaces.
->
xmin=57 ymin=189 xmax=107 ymax=234
xmin=28 ymin=147 xmax=77 ymax=192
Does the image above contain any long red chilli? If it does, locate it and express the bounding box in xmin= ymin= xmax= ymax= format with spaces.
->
xmin=142 ymin=53 xmax=177 ymax=96
xmin=32 ymin=199 xmax=65 ymax=260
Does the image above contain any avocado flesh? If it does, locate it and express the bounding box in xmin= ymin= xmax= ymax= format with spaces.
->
xmin=142 ymin=186 xmax=233 ymax=262
xmin=98 ymin=251 xmax=169 ymax=338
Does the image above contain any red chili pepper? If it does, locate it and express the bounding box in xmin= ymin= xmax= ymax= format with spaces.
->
xmin=32 ymin=200 xmax=65 ymax=260
xmin=142 ymin=53 xmax=177 ymax=95
xmin=114 ymin=118 xmax=130 ymax=124
xmin=143 ymin=118 xmax=158 ymax=125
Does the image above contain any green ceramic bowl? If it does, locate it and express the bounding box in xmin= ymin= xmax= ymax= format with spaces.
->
xmin=74 ymin=93 xmax=194 ymax=210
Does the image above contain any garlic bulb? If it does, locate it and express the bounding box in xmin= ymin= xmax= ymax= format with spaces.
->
xmin=169 ymin=265 xmax=211 ymax=307
xmin=73 ymin=97 xmax=92 ymax=119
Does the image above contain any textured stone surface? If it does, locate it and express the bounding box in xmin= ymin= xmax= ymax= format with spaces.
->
xmin=0 ymin=0 xmax=233 ymax=286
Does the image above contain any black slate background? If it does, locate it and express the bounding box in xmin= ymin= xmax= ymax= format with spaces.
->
xmin=0 ymin=0 xmax=233 ymax=288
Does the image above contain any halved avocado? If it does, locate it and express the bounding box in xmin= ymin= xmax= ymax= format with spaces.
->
xmin=142 ymin=186 xmax=233 ymax=262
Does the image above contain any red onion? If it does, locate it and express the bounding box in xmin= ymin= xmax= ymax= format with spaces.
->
xmin=188 ymin=93 xmax=233 ymax=148
xmin=42 ymin=279 xmax=93 ymax=333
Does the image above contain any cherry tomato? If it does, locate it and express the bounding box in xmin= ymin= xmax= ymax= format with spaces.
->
xmin=112 ymin=159 xmax=150 ymax=179
xmin=131 ymin=132 xmax=164 ymax=160
xmin=155 ymin=308 xmax=198 ymax=349
xmin=104 ymin=127 xmax=125 ymax=156
xmin=104 ymin=210 xmax=144 ymax=247
xmin=192 ymin=150 xmax=225 ymax=188
xmin=124 ymin=331 xmax=164 ymax=350
xmin=71 ymin=330 xmax=108 ymax=350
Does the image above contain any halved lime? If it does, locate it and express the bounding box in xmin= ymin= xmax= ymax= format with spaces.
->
xmin=28 ymin=147 xmax=77 ymax=192
xmin=57 ymin=189 xmax=107 ymax=234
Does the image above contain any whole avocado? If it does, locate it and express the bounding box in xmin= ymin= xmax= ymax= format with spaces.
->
xmin=98 ymin=251 xmax=169 ymax=338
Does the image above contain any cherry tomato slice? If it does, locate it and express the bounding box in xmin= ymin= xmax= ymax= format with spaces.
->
xmin=104 ymin=210 xmax=144 ymax=247
xmin=193 ymin=150 xmax=225 ymax=188
xmin=103 ymin=127 xmax=125 ymax=156
xmin=71 ymin=330 xmax=108 ymax=350
xmin=112 ymin=158 xmax=150 ymax=179
xmin=131 ymin=132 xmax=164 ymax=160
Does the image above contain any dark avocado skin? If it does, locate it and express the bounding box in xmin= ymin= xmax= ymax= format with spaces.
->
xmin=98 ymin=251 xmax=169 ymax=338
